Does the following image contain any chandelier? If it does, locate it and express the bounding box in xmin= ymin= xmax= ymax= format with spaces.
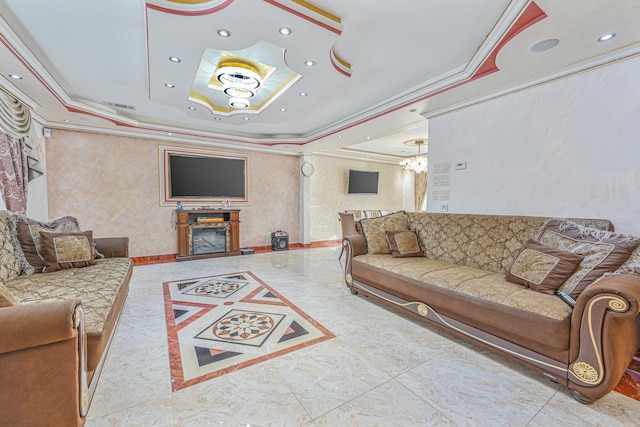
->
xmin=215 ymin=60 xmax=262 ymax=109
xmin=400 ymin=139 xmax=428 ymax=173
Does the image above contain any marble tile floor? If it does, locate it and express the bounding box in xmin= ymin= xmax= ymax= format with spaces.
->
xmin=87 ymin=247 xmax=640 ymax=426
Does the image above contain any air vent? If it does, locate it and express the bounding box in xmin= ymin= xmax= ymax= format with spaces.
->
xmin=105 ymin=102 xmax=135 ymax=110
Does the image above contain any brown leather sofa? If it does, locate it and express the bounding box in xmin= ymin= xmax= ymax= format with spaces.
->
xmin=342 ymin=212 xmax=640 ymax=404
xmin=0 ymin=211 xmax=132 ymax=426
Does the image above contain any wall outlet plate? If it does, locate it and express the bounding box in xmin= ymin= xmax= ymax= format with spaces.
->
xmin=441 ymin=204 xmax=449 ymax=212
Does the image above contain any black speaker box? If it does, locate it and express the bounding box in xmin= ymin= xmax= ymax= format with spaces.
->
xmin=271 ymin=231 xmax=289 ymax=251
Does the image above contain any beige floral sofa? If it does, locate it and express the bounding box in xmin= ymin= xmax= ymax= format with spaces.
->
xmin=342 ymin=211 xmax=640 ymax=404
xmin=0 ymin=210 xmax=132 ymax=426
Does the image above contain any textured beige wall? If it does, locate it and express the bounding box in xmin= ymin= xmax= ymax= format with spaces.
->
xmin=309 ymin=154 xmax=404 ymax=241
xmin=45 ymin=130 xmax=299 ymax=257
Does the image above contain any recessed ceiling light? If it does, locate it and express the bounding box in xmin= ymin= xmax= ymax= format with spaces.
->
xmin=167 ymin=133 xmax=173 ymax=136
xmin=304 ymin=60 xmax=315 ymax=67
xmin=169 ymin=56 xmax=181 ymax=63
xmin=366 ymin=136 xmax=371 ymax=140
xmin=338 ymin=135 xmax=343 ymax=139
xmin=280 ymin=108 xmax=287 ymax=112
xmin=598 ymin=32 xmax=616 ymax=42
xmin=279 ymin=27 xmax=292 ymax=36
xmin=214 ymin=117 xmax=221 ymax=121
xmin=62 ymin=119 xmax=71 ymax=123
xmin=8 ymin=74 xmax=22 ymax=79
xmin=243 ymin=117 xmax=250 ymax=121
xmin=217 ymin=29 xmax=231 ymax=37
xmin=299 ymin=92 xmax=307 ymax=97
xmin=165 ymin=83 xmax=175 ymax=88
xmin=188 ymin=106 xmax=196 ymax=110
xmin=409 ymin=108 xmax=417 ymax=113
xmin=530 ymin=38 xmax=560 ymax=53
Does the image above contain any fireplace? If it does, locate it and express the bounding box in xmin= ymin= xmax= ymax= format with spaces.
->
xmin=175 ymin=209 xmax=241 ymax=261
xmin=191 ymin=226 xmax=227 ymax=255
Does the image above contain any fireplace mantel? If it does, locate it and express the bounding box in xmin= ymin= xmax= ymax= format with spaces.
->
xmin=176 ymin=209 xmax=240 ymax=261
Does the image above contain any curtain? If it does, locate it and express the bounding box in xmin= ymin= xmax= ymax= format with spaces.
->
xmin=0 ymin=133 xmax=29 ymax=214
xmin=414 ymin=172 xmax=428 ymax=212
xmin=0 ymin=86 xmax=42 ymax=213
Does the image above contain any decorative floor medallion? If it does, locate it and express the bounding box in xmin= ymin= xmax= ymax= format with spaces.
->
xmin=163 ymin=271 xmax=335 ymax=391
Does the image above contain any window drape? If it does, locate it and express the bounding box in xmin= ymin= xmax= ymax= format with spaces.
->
xmin=0 ymin=86 xmax=43 ymax=214
xmin=414 ymin=172 xmax=427 ymax=212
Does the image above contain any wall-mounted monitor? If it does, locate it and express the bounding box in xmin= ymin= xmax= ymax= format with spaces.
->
xmin=159 ymin=146 xmax=248 ymax=206
xmin=348 ymin=169 xmax=379 ymax=194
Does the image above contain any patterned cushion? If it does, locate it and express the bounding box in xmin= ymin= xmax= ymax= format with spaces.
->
xmin=40 ymin=230 xmax=97 ymax=272
xmin=0 ymin=282 xmax=20 ymax=307
xmin=5 ymin=258 xmax=132 ymax=335
xmin=407 ymin=213 xmax=613 ymax=276
xmin=354 ymin=254 xmax=572 ymax=321
xmin=385 ymin=230 xmax=423 ymax=258
xmin=506 ymin=240 xmax=584 ymax=294
xmin=360 ymin=211 xmax=409 ymax=254
xmin=12 ymin=214 xmax=80 ymax=273
xmin=537 ymin=219 xmax=640 ymax=298
xmin=0 ymin=211 xmax=21 ymax=284
xmin=616 ymin=245 xmax=640 ymax=275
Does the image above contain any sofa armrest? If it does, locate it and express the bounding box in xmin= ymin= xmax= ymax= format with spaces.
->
xmin=342 ymin=235 xmax=367 ymax=287
xmin=567 ymin=273 xmax=640 ymax=403
xmin=0 ymin=299 xmax=88 ymax=425
xmin=0 ymin=299 xmax=80 ymax=354
xmin=344 ymin=234 xmax=367 ymax=257
xmin=95 ymin=236 xmax=129 ymax=258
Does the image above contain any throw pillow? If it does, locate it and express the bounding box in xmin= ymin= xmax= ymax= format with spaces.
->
xmin=536 ymin=218 xmax=640 ymax=298
xmin=39 ymin=230 xmax=97 ymax=272
xmin=360 ymin=211 xmax=409 ymax=254
xmin=385 ymin=230 xmax=424 ymax=258
xmin=0 ymin=282 xmax=20 ymax=307
xmin=615 ymin=245 xmax=640 ymax=275
xmin=0 ymin=211 xmax=23 ymax=283
xmin=506 ymin=240 xmax=585 ymax=294
xmin=12 ymin=215 xmax=81 ymax=273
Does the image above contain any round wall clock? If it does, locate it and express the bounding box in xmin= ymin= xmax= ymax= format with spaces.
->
xmin=301 ymin=162 xmax=315 ymax=177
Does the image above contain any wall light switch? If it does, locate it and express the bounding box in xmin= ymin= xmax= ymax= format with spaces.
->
xmin=441 ymin=162 xmax=451 ymax=173
xmin=441 ymin=204 xmax=449 ymax=212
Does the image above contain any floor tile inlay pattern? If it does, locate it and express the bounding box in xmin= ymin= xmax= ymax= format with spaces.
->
xmin=163 ymin=271 xmax=334 ymax=391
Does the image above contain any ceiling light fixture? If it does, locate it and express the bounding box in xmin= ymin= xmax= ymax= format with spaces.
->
xmin=229 ymin=97 xmax=250 ymax=109
xmin=400 ymin=139 xmax=428 ymax=173
xmin=188 ymin=106 xmax=196 ymax=110
xmin=280 ymin=108 xmax=287 ymax=112
xmin=169 ymin=56 xmax=181 ymax=63
xmin=279 ymin=27 xmax=292 ymax=36
xmin=299 ymin=92 xmax=307 ymax=97
xmin=8 ymin=74 xmax=22 ymax=79
xmin=304 ymin=60 xmax=315 ymax=67
xmin=217 ymin=29 xmax=231 ymax=37
xmin=243 ymin=117 xmax=250 ymax=121
xmin=598 ymin=32 xmax=616 ymax=42
xmin=165 ymin=83 xmax=175 ymax=88
xmin=216 ymin=60 xmax=262 ymax=109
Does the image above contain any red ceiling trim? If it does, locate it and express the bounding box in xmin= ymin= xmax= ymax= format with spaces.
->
xmin=305 ymin=1 xmax=549 ymax=144
xmin=1 ymin=1 xmax=548 ymax=147
xmin=145 ymin=0 xmax=234 ymax=16
xmin=471 ymin=1 xmax=547 ymax=80
xmin=263 ymin=0 xmax=342 ymax=35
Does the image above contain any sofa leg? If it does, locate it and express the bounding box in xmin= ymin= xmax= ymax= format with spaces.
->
xmin=349 ymin=288 xmax=358 ymax=295
xmin=570 ymin=389 xmax=596 ymax=405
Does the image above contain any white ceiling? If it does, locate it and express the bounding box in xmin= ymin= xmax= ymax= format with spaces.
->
xmin=0 ymin=0 xmax=638 ymax=162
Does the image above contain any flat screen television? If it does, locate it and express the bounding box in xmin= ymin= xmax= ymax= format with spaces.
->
xmin=348 ymin=170 xmax=379 ymax=194
xmin=160 ymin=146 xmax=248 ymax=205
